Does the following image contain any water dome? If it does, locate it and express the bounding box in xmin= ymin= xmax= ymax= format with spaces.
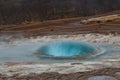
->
xmin=36 ymin=40 xmax=100 ymax=58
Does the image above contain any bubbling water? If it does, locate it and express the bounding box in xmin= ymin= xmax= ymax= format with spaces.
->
xmin=37 ymin=40 xmax=102 ymax=58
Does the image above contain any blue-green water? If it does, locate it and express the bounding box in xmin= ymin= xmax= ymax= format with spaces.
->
xmin=37 ymin=41 xmax=95 ymax=57
xmin=0 ymin=40 xmax=120 ymax=63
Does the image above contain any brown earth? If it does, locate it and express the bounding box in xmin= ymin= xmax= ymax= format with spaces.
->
xmin=0 ymin=68 xmax=120 ymax=80
xmin=0 ymin=12 xmax=120 ymax=37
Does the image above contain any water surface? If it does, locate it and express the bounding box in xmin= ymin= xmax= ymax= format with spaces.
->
xmin=0 ymin=40 xmax=120 ymax=63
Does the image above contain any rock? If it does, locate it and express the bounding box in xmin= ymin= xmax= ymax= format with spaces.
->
xmin=88 ymin=76 xmax=117 ymax=80
xmin=115 ymin=72 xmax=120 ymax=77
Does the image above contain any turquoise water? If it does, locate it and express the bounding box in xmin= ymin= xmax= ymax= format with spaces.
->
xmin=37 ymin=41 xmax=95 ymax=57
xmin=0 ymin=40 xmax=120 ymax=63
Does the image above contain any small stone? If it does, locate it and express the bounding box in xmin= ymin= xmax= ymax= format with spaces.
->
xmin=115 ymin=72 xmax=120 ymax=76
xmin=88 ymin=76 xmax=117 ymax=80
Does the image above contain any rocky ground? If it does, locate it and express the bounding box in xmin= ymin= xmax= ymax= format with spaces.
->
xmin=0 ymin=68 xmax=120 ymax=80
xmin=2 ymin=33 xmax=120 ymax=45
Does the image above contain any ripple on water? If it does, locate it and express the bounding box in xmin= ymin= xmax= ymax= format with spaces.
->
xmin=0 ymin=40 xmax=120 ymax=63
xmin=36 ymin=40 xmax=104 ymax=60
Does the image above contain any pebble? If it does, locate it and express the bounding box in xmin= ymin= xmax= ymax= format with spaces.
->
xmin=115 ymin=72 xmax=120 ymax=77
xmin=88 ymin=76 xmax=117 ymax=80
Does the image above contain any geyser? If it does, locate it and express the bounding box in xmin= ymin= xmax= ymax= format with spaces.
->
xmin=37 ymin=40 xmax=99 ymax=58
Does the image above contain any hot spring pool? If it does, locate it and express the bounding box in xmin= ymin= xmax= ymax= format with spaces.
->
xmin=0 ymin=40 xmax=120 ymax=63
xmin=36 ymin=40 xmax=102 ymax=58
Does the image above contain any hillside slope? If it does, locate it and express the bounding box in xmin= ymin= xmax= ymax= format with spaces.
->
xmin=0 ymin=0 xmax=120 ymax=25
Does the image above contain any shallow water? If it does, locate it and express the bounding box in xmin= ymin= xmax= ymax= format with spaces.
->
xmin=0 ymin=39 xmax=120 ymax=63
xmin=37 ymin=40 xmax=96 ymax=57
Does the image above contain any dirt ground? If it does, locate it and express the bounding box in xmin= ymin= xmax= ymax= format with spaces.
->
xmin=0 ymin=11 xmax=120 ymax=37
xmin=0 ymin=68 xmax=119 ymax=80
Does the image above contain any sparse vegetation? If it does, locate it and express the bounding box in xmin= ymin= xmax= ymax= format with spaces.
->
xmin=81 ymin=14 xmax=120 ymax=24
xmin=0 ymin=0 xmax=120 ymax=25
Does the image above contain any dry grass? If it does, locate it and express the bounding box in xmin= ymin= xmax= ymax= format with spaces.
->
xmin=0 ymin=11 xmax=120 ymax=36
xmin=81 ymin=14 xmax=120 ymax=24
